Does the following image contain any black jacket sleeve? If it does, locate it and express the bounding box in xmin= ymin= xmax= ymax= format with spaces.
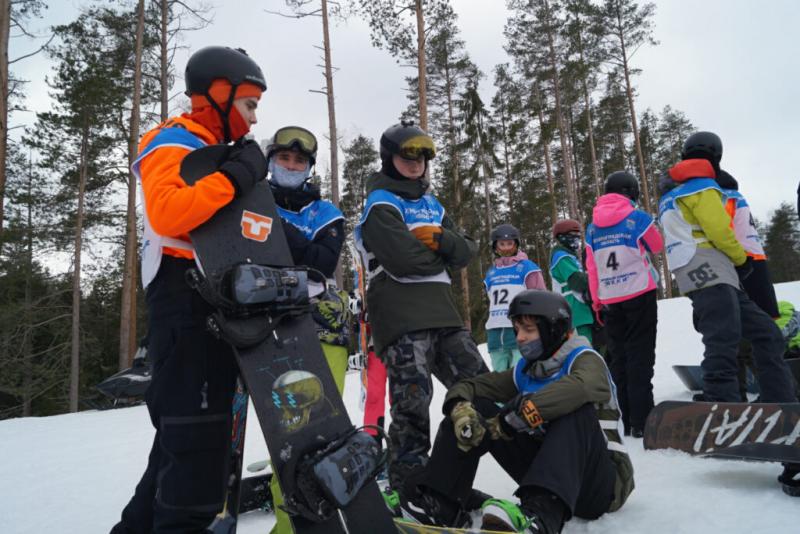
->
xmin=438 ymin=215 xmax=478 ymax=269
xmin=283 ymin=218 xmax=344 ymax=280
xmin=361 ymin=205 xmax=447 ymax=277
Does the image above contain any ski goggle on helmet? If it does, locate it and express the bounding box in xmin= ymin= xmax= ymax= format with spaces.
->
xmin=397 ymin=134 xmax=436 ymax=161
xmin=267 ymin=126 xmax=318 ymax=165
xmin=380 ymin=122 xmax=437 ymax=162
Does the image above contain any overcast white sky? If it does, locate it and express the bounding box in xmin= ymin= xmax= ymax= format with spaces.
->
xmin=13 ymin=0 xmax=800 ymax=222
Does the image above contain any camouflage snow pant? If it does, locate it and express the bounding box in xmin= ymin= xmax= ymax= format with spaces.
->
xmin=381 ymin=327 xmax=488 ymax=491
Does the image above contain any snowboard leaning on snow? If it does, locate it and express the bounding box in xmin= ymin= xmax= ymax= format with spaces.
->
xmin=181 ymin=144 xmax=396 ymax=534
xmin=644 ymin=400 xmax=799 ymax=463
xmin=644 ymin=400 xmax=800 ymax=496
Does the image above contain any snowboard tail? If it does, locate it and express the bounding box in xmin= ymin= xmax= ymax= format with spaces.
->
xmin=672 ymin=365 xmax=760 ymax=395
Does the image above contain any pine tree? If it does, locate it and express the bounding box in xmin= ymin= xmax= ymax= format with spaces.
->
xmin=339 ymin=134 xmax=379 ymax=292
xmin=27 ymin=9 xmax=131 ymax=411
xmin=764 ymin=204 xmax=800 ymax=284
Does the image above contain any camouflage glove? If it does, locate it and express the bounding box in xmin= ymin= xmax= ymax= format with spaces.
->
xmin=486 ymin=415 xmax=513 ymax=441
xmin=411 ymin=225 xmax=443 ymax=251
xmin=312 ymin=288 xmax=351 ymax=346
xmin=450 ymin=401 xmax=486 ymax=452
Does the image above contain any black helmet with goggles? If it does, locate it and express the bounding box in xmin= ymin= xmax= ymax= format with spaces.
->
xmin=380 ymin=121 xmax=436 ymax=163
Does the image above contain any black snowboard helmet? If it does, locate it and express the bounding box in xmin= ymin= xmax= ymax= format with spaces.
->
xmin=604 ymin=171 xmax=640 ymax=202
xmin=508 ymin=290 xmax=572 ymax=359
xmin=715 ymin=169 xmax=739 ymax=191
xmin=681 ymin=131 xmax=723 ymax=164
xmin=184 ymin=46 xmax=267 ymax=143
xmin=490 ymin=223 xmax=521 ymax=251
xmin=379 ymin=121 xmax=435 ymax=180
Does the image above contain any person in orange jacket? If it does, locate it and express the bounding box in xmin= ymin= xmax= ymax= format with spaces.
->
xmin=111 ymin=46 xmax=268 ymax=534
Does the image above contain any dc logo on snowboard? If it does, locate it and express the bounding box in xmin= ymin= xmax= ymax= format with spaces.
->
xmin=241 ymin=210 xmax=273 ymax=242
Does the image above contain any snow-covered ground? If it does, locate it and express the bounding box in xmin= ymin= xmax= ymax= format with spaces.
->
xmin=3 ymin=283 xmax=800 ymax=534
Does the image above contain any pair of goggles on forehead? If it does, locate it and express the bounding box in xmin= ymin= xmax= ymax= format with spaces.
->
xmin=397 ymin=135 xmax=436 ymax=161
xmin=272 ymin=126 xmax=317 ymax=156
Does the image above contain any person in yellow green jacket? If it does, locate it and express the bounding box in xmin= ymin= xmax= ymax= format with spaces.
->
xmin=777 ymin=300 xmax=800 ymax=357
xmin=657 ymin=131 xmax=795 ymax=403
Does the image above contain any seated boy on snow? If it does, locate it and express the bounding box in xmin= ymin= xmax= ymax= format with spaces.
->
xmin=391 ymin=289 xmax=634 ymax=534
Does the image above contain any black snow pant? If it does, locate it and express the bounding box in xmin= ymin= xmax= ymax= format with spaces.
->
xmin=741 ymin=259 xmax=779 ymax=319
xmin=420 ymin=399 xmax=616 ymax=521
xmin=688 ymin=283 xmax=795 ymax=403
xmin=605 ymin=290 xmax=657 ymax=431
xmin=110 ymin=257 xmax=238 ymax=534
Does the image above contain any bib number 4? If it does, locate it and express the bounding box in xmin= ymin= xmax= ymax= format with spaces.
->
xmin=605 ymin=252 xmax=620 ymax=271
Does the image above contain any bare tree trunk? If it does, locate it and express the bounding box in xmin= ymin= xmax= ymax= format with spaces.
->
xmin=160 ymin=0 xmax=168 ymax=121
xmin=23 ymin=152 xmax=33 ymax=416
xmin=477 ymin=112 xmax=493 ymax=233
xmin=442 ymin=49 xmax=471 ymax=330
xmin=0 ymin=0 xmax=10 ymax=248
xmin=616 ymin=20 xmax=651 ymax=214
xmin=535 ymin=86 xmax=558 ymax=224
xmin=566 ymin=109 xmax=582 ymax=211
xmin=119 ymin=0 xmax=145 ymax=371
xmin=70 ymin=128 xmax=90 ymax=413
xmin=481 ymin=164 xmax=493 ymax=233
xmin=320 ymin=0 xmax=343 ymax=288
xmin=415 ymin=0 xmax=428 ymax=130
xmin=498 ymin=97 xmax=515 ymax=221
xmin=542 ymin=0 xmax=578 ymax=221
xmin=573 ymin=20 xmax=601 ymax=197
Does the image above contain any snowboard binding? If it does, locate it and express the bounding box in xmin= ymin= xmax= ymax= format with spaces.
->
xmin=280 ymin=426 xmax=389 ymax=523
xmin=186 ymin=263 xmax=315 ymax=348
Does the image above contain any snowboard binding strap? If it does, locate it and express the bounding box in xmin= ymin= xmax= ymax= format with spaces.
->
xmin=280 ymin=426 xmax=389 ymax=523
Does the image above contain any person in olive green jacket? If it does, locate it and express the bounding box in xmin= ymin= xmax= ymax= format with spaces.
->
xmin=549 ymin=219 xmax=594 ymax=341
xmin=354 ymin=121 xmax=488 ymax=495
xmin=387 ymin=290 xmax=633 ymax=533
xmin=658 ymin=131 xmax=795 ymax=404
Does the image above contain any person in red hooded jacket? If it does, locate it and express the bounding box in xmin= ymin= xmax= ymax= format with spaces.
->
xmin=110 ymin=46 xmax=268 ymax=534
xmin=585 ymin=171 xmax=663 ymax=438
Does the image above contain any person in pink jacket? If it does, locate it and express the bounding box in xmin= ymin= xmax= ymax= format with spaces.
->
xmin=585 ymin=171 xmax=663 ymax=438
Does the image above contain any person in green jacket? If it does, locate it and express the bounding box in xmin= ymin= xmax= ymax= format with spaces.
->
xmin=388 ymin=290 xmax=633 ymax=533
xmin=354 ymin=121 xmax=488 ymax=497
xmin=549 ymin=219 xmax=594 ymax=342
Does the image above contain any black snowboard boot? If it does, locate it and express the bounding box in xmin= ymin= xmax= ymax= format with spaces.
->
xmin=519 ymin=486 xmax=567 ymax=534
xmin=396 ymin=486 xmax=470 ymax=527
xmin=481 ymin=487 xmax=566 ymax=534
xmin=779 ymin=463 xmax=800 ymax=497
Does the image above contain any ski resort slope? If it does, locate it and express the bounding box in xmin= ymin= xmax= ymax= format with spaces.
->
xmin=2 ymin=282 xmax=800 ymax=534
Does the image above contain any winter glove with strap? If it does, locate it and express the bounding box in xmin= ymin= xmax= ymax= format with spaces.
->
xmin=450 ymin=401 xmax=486 ymax=452
xmin=219 ymin=140 xmax=268 ymax=197
xmin=411 ymin=225 xmax=443 ymax=252
xmin=499 ymin=394 xmax=546 ymax=436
